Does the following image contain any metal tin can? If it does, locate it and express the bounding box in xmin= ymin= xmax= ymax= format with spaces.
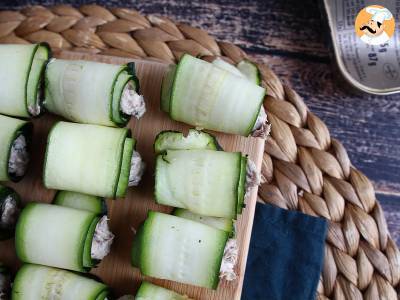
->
xmin=322 ymin=0 xmax=399 ymax=95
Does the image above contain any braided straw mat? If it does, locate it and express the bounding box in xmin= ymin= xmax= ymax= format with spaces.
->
xmin=0 ymin=4 xmax=399 ymax=300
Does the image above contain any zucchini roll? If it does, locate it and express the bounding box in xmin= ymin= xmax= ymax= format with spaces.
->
xmin=154 ymin=130 xmax=260 ymax=218
xmin=131 ymin=211 xmax=230 ymax=289
xmin=161 ymin=54 xmax=268 ymax=137
xmin=44 ymin=59 xmax=146 ymax=127
xmin=15 ymin=203 xmax=114 ymax=272
xmin=0 ymin=185 xmax=21 ymax=240
xmin=53 ymin=191 xmax=107 ymax=215
xmin=0 ymin=115 xmax=32 ymax=182
xmin=0 ymin=44 xmax=50 ymax=118
xmin=12 ymin=264 xmax=109 ymax=300
xmin=0 ymin=263 xmax=11 ymax=299
xmin=136 ymin=281 xmax=192 ymax=300
xmin=44 ymin=122 xmax=145 ymax=198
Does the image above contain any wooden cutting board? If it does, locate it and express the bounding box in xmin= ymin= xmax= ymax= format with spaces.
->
xmin=0 ymin=52 xmax=265 ymax=300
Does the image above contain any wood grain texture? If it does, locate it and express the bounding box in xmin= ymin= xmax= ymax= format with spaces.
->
xmin=0 ymin=52 xmax=264 ymax=299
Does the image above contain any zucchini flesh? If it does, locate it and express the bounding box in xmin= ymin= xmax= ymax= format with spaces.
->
xmin=173 ymin=208 xmax=234 ymax=235
xmin=155 ymin=149 xmax=242 ymax=219
xmin=44 ymin=121 xmax=130 ymax=198
xmin=212 ymin=58 xmax=244 ymax=77
xmin=154 ymin=129 xmax=220 ymax=154
xmin=131 ymin=211 xmax=228 ymax=289
xmin=0 ymin=114 xmax=32 ymax=182
xmin=0 ymin=44 xmax=49 ymax=117
xmin=15 ymin=203 xmax=98 ymax=272
xmin=12 ymin=264 xmax=109 ymax=300
xmin=0 ymin=184 xmax=21 ymax=240
xmin=44 ymin=59 xmax=139 ymax=127
xmin=136 ymin=281 xmax=190 ymax=300
xmin=115 ymin=138 xmax=134 ymax=198
xmin=237 ymin=156 xmax=248 ymax=215
xmin=53 ymin=191 xmax=107 ymax=215
xmin=237 ymin=60 xmax=261 ymax=85
xmin=164 ymin=54 xmax=265 ymax=136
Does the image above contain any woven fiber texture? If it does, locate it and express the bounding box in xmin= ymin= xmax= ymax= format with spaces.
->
xmin=0 ymin=4 xmax=398 ymax=300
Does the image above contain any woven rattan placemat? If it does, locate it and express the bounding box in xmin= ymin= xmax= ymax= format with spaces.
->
xmin=0 ymin=4 xmax=398 ymax=299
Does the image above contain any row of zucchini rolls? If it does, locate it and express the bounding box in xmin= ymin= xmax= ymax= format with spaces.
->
xmin=0 ymin=43 xmax=266 ymax=299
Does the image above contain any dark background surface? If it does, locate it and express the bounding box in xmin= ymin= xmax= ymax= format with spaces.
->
xmin=1 ymin=0 xmax=400 ymax=245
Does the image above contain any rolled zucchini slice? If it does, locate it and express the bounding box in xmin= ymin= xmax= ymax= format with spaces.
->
xmin=12 ymin=264 xmax=109 ymax=300
xmin=154 ymin=129 xmax=220 ymax=154
xmin=0 ymin=185 xmax=21 ymax=240
xmin=15 ymin=203 xmax=114 ymax=272
xmin=155 ymin=149 xmax=245 ymax=219
xmin=45 ymin=59 xmax=145 ymax=127
xmin=0 ymin=263 xmax=11 ymax=299
xmin=44 ymin=121 xmax=144 ymax=198
xmin=0 ymin=115 xmax=32 ymax=182
xmin=212 ymin=58 xmax=245 ymax=78
xmin=131 ymin=211 xmax=229 ymax=289
xmin=237 ymin=60 xmax=261 ymax=85
xmin=53 ymin=191 xmax=107 ymax=215
xmin=136 ymin=281 xmax=192 ymax=300
xmin=173 ymin=208 xmax=234 ymax=236
xmin=161 ymin=54 xmax=265 ymax=136
xmin=0 ymin=43 xmax=50 ymax=118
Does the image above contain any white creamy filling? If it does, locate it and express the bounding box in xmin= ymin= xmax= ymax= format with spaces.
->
xmin=128 ymin=151 xmax=145 ymax=187
xmin=8 ymin=135 xmax=29 ymax=177
xmin=91 ymin=216 xmax=115 ymax=260
xmin=219 ymin=238 xmax=239 ymax=281
xmin=0 ymin=196 xmax=19 ymax=227
xmin=251 ymin=106 xmax=270 ymax=139
xmin=245 ymin=159 xmax=261 ymax=198
xmin=28 ymin=103 xmax=41 ymax=116
xmin=120 ymin=82 xmax=146 ymax=119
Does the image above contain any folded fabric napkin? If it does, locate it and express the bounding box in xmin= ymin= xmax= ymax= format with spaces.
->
xmin=242 ymin=202 xmax=327 ymax=300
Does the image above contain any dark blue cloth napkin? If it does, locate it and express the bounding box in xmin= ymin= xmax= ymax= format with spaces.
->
xmin=242 ymin=202 xmax=327 ymax=300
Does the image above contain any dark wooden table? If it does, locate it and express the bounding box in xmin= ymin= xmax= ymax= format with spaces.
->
xmin=2 ymin=0 xmax=399 ymax=246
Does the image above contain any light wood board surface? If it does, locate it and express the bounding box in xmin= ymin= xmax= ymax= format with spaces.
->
xmin=0 ymin=52 xmax=265 ymax=299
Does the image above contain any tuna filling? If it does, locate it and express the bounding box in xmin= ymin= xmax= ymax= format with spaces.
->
xmin=91 ymin=216 xmax=114 ymax=260
xmin=251 ymin=106 xmax=270 ymax=139
xmin=220 ymin=238 xmax=239 ymax=281
xmin=8 ymin=135 xmax=29 ymax=178
xmin=0 ymin=196 xmax=19 ymax=229
xmin=128 ymin=151 xmax=145 ymax=187
xmin=120 ymin=82 xmax=146 ymax=119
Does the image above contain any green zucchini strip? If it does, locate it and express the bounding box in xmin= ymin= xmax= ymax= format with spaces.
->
xmin=0 ymin=43 xmax=50 ymax=117
xmin=44 ymin=121 xmax=138 ymax=198
xmin=44 ymin=59 xmax=144 ymax=127
xmin=0 ymin=184 xmax=21 ymax=240
xmin=131 ymin=211 xmax=229 ymax=289
xmin=53 ymin=191 xmax=107 ymax=215
xmin=173 ymin=208 xmax=234 ymax=236
xmin=0 ymin=114 xmax=32 ymax=182
xmin=12 ymin=264 xmax=109 ymax=300
xmin=161 ymin=54 xmax=265 ymax=136
xmin=15 ymin=203 xmax=108 ymax=272
xmin=154 ymin=129 xmax=220 ymax=154
xmin=155 ymin=149 xmax=244 ymax=219
xmin=136 ymin=281 xmax=192 ymax=300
